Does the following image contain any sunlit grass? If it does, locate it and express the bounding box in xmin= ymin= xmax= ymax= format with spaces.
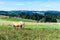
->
xmin=0 ymin=28 xmax=60 ymax=40
xmin=0 ymin=15 xmax=60 ymax=40
xmin=0 ymin=20 xmax=60 ymax=29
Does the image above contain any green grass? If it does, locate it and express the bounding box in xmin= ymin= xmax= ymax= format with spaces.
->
xmin=0 ymin=19 xmax=60 ymax=29
xmin=57 ymin=19 xmax=60 ymax=22
xmin=0 ymin=22 xmax=60 ymax=29
xmin=0 ymin=28 xmax=60 ymax=40
xmin=25 ymin=23 xmax=60 ymax=29
xmin=0 ymin=15 xmax=60 ymax=40
xmin=0 ymin=15 xmax=35 ymax=22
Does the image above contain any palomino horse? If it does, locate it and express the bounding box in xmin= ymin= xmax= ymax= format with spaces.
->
xmin=13 ymin=21 xmax=25 ymax=29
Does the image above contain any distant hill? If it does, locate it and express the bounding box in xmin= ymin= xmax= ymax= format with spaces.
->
xmin=0 ymin=10 xmax=60 ymax=15
xmin=46 ymin=11 xmax=60 ymax=14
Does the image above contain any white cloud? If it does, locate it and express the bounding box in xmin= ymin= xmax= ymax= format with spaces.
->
xmin=45 ymin=4 xmax=51 ymax=7
xmin=41 ymin=2 xmax=52 ymax=8
xmin=15 ymin=3 xmax=24 ymax=6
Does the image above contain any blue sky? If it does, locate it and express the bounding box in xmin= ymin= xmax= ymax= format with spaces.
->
xmin=0 ymin=0 xmax=60 ymax=11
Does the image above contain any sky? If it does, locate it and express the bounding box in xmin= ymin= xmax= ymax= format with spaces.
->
xmin=0 ymin=0 xmax=60 ymax=11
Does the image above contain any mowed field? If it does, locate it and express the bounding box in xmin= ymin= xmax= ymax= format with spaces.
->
xmin=0 ymin=15 xmax=60 ymax=40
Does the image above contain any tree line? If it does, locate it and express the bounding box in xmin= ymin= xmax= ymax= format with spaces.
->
xmin=0 ymin=11 xmax=60 ymax=22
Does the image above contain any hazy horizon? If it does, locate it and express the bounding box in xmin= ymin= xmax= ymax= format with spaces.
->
xmin=0 ymin=0 xmax=60 ymax=11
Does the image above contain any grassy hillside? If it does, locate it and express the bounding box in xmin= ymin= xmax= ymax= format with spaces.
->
xmin=0 ymin=15 xmax=60 ymax=40
xmin=0 ymin=15 xmax=60 ymax=29
xmin=0 ymin=18 xmax=60 ymax=29
xmin=0 ymin=15 xmax=35 ymax=22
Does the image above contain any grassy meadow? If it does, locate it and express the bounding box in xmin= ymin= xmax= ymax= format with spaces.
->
xmin=0 ymin=15 xmax=60 ymax=40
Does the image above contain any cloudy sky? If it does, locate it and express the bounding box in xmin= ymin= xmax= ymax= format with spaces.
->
xmin=0 ymin=0 xmax=60 ymax=11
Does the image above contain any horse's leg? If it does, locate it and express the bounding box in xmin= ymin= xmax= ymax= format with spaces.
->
xmin=22 ymin=23 xmax=25 ymax=28
xmin=13 ymin=25 xmax=16 ymax=30
xmin=20 ymin=25 xmax=22 ymax=28
xmin=20 ymin=25 xmax=23 ymax=30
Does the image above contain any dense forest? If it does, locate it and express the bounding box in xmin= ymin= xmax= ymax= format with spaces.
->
xmin=0 ymin=11 xmax=60 ymax=22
